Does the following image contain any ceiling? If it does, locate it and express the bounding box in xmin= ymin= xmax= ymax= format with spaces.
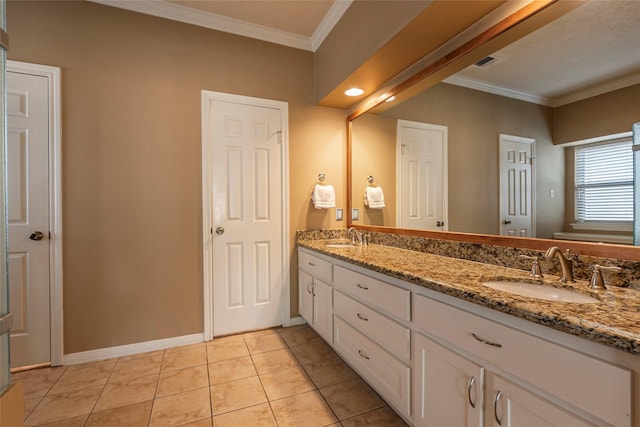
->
xmin=93 ymin=0 xmax=640 ymax=107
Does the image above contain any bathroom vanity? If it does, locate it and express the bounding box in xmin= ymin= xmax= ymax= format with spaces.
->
xmin=297 ymin=236 xmax=640 ymax=427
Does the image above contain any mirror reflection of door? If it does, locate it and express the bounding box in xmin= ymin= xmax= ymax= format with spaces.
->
xmin=397 ymin=120 xmax=448 ymax=230
xmin=499 ymin=134 xmax=535 ymax=237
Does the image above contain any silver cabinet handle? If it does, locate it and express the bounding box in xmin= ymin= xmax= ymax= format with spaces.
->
xmin=357 ymin=313 xmax=368 ymax=321
xmin=307 ymin=283 xmax=312 ymax=294
xmin=358 ymin=349 xmax=370 ymax=360
xmin=467 ymin=376 xmax=476 ymax=409
xmin=357 ymin=283 xmax=368 ymax=290
xmin=472 ymin=333 xmax=502 ymax=348
xmin=308 ymin=262 xmax=316 ymax=267
xmin=494 ymin=390 xmax=503 ymax=426
xmin=311 ymin=283 xmax=316 ymax=297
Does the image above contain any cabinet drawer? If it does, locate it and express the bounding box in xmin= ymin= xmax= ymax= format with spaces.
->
xmin=334 ymin=291 xmax=410 ymax=360
xmin=334 ymin=316 xmax=411 ymax=418
xmin=414 ymin=294 xmax=632 ymax=427
xmin=334 ymin=265 xmax=410 ymax=321
xmin=298 ymin=250 xmax=333 ymax=284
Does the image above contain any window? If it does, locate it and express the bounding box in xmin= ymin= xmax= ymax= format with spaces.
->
xmin=574 ymin=138 xmax=633 ymax=226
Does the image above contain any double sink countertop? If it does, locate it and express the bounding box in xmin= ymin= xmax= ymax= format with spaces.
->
xmin=298 ymin=239 xmax=640 ymax=356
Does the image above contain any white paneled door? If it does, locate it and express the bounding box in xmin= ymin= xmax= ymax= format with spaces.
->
xmin=499 ymin=134 xmax=535 ymax=238
xmin=397 ymin=120 xmax=448 ymax=230
xmin=8 ymin=70 xmax=51 ymax=368
xmin=204 ymin=94 xmax=287 ymax=337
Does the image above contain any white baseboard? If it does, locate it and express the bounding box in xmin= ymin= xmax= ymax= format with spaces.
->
xmin=287 ymin=316 xmax=307 ymax=327
xmin=62 ymin=333 xmax=204 ymax=366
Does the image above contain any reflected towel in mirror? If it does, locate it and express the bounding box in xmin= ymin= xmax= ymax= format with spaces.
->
xmin=312 ymin=183 xmax=336 ymax=209
xmin=364 ymin=186 xmax=385 ymax=209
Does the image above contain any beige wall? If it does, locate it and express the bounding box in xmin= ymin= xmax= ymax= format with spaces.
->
xmin=350 ymin=83 xmax=564 ymax=238
xmin=8 ymin=1 xmax=346 ymax=354
xmin=554 ymin=83 xmax=640 ymax=145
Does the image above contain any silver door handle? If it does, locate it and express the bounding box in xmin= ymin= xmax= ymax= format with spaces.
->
xmin=215 ymin=227 xmax=225 ymax=235
xmin=503 ymin=220 xmax=512 ymax=225
xmin=29 ymin=231 xmax=44 ymax=241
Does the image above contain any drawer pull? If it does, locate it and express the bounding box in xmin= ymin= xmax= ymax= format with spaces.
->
xmin=494 ymin=390 xmax=503 ymax=426
xmin=356 ymin=283 xmax=369 ymax=290
xmin=356 ymin=313 xmax=369 ymax=321
xmin=307 ymin=283 xmax=312 ymax=294
xmin=308 ymin=262 xmax=316 ymax=267
xmin=358 ymin=349 xmax=370 ymax=360
xmin=472 ymin=333 xmax=502 ymax=348
xmin=467 ymin=376 xmax=476 ymax=409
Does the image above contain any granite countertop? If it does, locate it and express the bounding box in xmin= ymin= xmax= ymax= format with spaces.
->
xmin=298 ymin=240 xmax=640 ymax=356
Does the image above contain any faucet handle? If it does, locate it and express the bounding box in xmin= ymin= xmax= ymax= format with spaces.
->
xmin=520 ymin=255 xmax=543 ymax=278
xmin=589 ymin=264 xmax=622 ymax=290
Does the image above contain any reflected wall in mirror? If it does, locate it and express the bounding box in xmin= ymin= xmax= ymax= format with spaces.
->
xmin=349 ymin=0 xmax=640 ymax=247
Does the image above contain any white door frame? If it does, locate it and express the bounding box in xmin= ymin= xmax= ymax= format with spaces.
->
xmin=8 ymin=60 xmax=63 ymax=366
xmin=499 ymin=133 xmax=536 ymax=237
xmin=201 ymin=90 xmax=290 ymax=341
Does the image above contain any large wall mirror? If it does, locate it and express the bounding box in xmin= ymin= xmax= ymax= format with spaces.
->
xmin=348 ymin=0 xmax=640 ymax=260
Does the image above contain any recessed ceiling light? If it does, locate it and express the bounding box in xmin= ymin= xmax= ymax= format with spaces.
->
xmin=345 ymin=88 xmax=364 ymax=96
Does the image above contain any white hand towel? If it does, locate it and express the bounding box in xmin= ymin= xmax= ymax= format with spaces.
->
xmin=312 ymin=184 xmax=336 ymax=209
xmin=364 ymin=186 xmax=385 ymax=209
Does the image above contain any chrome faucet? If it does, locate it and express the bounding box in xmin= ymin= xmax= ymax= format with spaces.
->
xmin=347 ymin=226 xmax=363 ymax=245
xmin=544 ymin=246 xmax=574 ymax=283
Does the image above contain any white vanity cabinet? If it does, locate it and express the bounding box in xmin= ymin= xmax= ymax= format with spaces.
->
xmin=413 ymin=293 xmax=633 ymax=427
xmin=332 ymin=265 xmax=412 ymax=419
xmin=298 ymin=249 xmax=333 ymax=343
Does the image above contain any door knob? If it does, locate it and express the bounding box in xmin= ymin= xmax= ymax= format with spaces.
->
xmin=215 ymin=227 xmax=225 ymax=235
xmin=29 ymin=231 xmax=44 ymax=241
xmin=503 ymin=220 xmax=512 ymax=225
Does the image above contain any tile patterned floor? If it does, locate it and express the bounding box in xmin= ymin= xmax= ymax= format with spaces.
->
xmin=14 ymin=325 xmax=409 ymax=426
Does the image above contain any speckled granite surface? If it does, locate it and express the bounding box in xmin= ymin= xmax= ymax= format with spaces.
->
xmin=297 ymin=230 xmax=640 ymax=356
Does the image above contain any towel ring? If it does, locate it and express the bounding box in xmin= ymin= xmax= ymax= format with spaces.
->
xmin=366 ymin=175 xmax=378 ymax=186
xmin=317 ymin=172 xmax=327 ymax=183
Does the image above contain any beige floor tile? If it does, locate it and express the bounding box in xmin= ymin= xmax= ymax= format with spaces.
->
xmin=85 ymin=400 xmax=153 ymax=426
xmin=242 ymin=328 xmax=280 ymax=339
xmin=25 ymin=385 xmax=103 ymax=426
xmin=245 ymin=333 xmax=287 ymax=354
xmin=320 ymin=378 xmax=385 ymax=420
xmin=34 ymin=414 xmax=88 ymax=427
xmin=50 ymin=359 xmax=116 ymax=394
xmin=94 ymin=373 xmax=158 ymax=412
xmin=161 ymin=346 xmax=207 ymax=372
xmin=251 ymin=348 xmax=299 ymax=375
xmin=156 ymin=365 xmax=209 ymax=398
xmin=208 ymin=356 xmax=256 ymax=385
xmin=206 ymin=337 xmax=249 ymax=363
xmin=278 ymin=325 xmax=322 ymax=347
xmin=12 ymin=366 xmax=67 ymax=400
xmin=182 ymin=418 xmax=213 ymax=426
xmin=110 ymin=352 xmax=163 ymax=382
xmin=210 ymin=376 xmax=267 ymax=416
xmin=302 ymin=353 xmax=357 ymax=388
xmin=164 ymin=342 xmax=206 ymax=354
xmin=211 ymin=402 xmax=276 ymax=426
xmin=149 ymin=387 xmax=211 ymax=427
xmin=23 ymin=397 xmax=40 ymax=419
xmin=289 ymin=339 xmax=336 ymax=365
xmin=260 ymin=366 xmax=316 ymax=401
xmin=341 ymin=406 xmax=409 ymax=426
xmin=270 ymin=390 xmax=337 ymax=427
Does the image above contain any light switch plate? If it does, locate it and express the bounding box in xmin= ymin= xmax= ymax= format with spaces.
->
xmin=336 ymin=208 xmax=343 ymax=221
xmin=351 ymin=208 xmax=359 ymax=221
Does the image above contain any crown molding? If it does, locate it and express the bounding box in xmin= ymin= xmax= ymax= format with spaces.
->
xmin=90 ymin=0 xmax=317 ymax=51
xmin=553 ymin=73 xmax=640 ymax=107
xmin=443 ymin=75 xmax=552 ymax=106
xmin=310 ymin=0 xmax=352 ymax=52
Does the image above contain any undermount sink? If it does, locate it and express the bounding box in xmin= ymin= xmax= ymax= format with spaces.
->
xmin=481 ymin=280 xmax=599 ymax=303
xmin=324 ymin=241 xmax=357 ymax=248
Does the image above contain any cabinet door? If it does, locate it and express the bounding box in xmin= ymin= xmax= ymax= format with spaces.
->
xmin=489 ymin=375 xmax=589 ymax=427
xmin=313 ymin=279 xmax=333 ymax=343
xmin=414 ymin=333 xmax=483 ymax=427
xmin=298 ymin=269 xmax=314 ymax=324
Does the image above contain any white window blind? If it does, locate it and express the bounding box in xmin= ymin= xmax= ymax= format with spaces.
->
xmin=575 ymin=139 xmax=633 ymax=223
